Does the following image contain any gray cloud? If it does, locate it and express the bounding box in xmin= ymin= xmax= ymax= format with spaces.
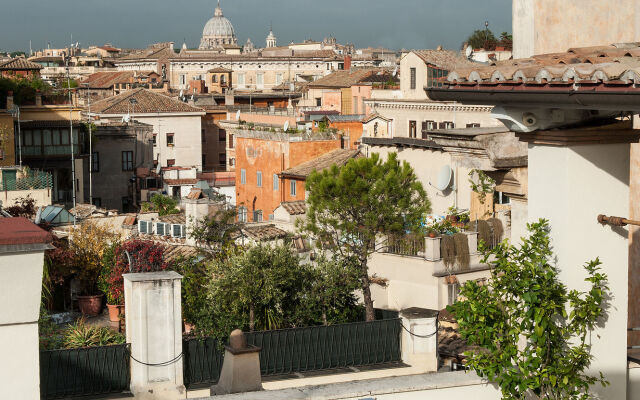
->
xmin=0 ymin=0 xmax=511 ymax=52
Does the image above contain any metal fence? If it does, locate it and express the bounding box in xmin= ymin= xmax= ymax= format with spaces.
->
xmin=182 ymin=318 xmax=401 ymax=388
xmin=1 ymin=170 xmax=53 ymax=191
xmin=183 ymin=337 xmax=225 ymax=388
xmin=385 ymin=234 xmax=425 ymax=257
xmin=39 ymin=344 xmax=130 ymax=399
xmin=247 ymin=318 xmax=402 ymax=376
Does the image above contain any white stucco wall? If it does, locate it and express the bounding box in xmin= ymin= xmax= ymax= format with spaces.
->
xmin=1 ymin=188 xmax=51 ymax=209
xmin=365 ymin=145 xmax=476 ymax=217
xmin=0 ymin=250 xmax=46 ymax=400
xmin=528 ymin=143 xmax=630 ymax=399
xmin=629 ymin=365 xmax=640 ymax=400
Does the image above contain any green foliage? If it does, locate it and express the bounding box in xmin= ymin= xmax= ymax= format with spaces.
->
xmin=141 ymin=194 xmax=180 ymax=216
xmin=0 ymin=76 xmax=52 ymax=108
xmin=98 ymin=241 xmax=121 ymax=305
xmin=39 ymin=308 xmax=64 ymax=350
xmin=448 ymin=219 xmax=610 ymax=399
xmin=302 ymin=152 xmax=430 ymax=320
xmin=189 ymin=207 xmax=240 ymax=248
xmin=466 ymin=29 xmax=497 ymax=50
xmin=468 ymin=169 xmax=495 ymax=205
xmin=62 ymin=319 xmax=126 ymax=349
xmin=174 ymin=255 xmax=213 ymax=328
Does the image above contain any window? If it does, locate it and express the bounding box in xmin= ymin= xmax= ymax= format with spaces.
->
xmin=167 ymin=159 xmax=176 ymax=167
xmin=427 ymin=67 xmax=449 ymax=88
xmin=438 ymin=121 xmax=455 ymax=130
xmin=180 ymin=74 xmax=186 ymax=85
xmin=353 ymin=96 xmax=358 ymax=114
xmin=238 ymin=73 xmax=245 ymax=88
xmin=276 ymin=73 xmax=283 ymax=86
xmin=152 ymin=134 xmax=157 ymax=146
xmin=290 ymin=180 xmax=297 ymax=197
xmin=409 ymin=121 xmax=417 ymax=138
xmin=256 ymin=72 xmax=264 ymax=89
xmin=212 ymin=75 xmax=217 ymax=83
xmin=166 ymin=133 xmax=174 ymax=146
xmin=256 ymin=171 xmax=262 ymax=187
xmin=338 ymin=63 xmax=344 ymax=70
xmin=202 ymin=154 xmax=206 ymax=167
xmin=373 ymin=122 xmax=379 ymax=137
xmin=238 ymin=206 xmax=248 ymax=222
xmin=220 ymin=74 xmax=226 ymax=85
xmin=122 ymin=196 xmax=132 ymax=213
xmin=410 ymin=67 xmax=417 ymax=90
xmin=228 ymin=134 xmax=234 ymax=148
xmin=315 ymin=98 xmax=322 ymax=107
xmin=448 ymin=282 xmax=460 ymax=305
xmin=269 ymin=214 xmax=274 ymax=221
xmin=219 ymin=153 xmax=226 ymax=166
xmin=91 ymin=152 xmax=99 ymax=172
xmin=253 ymin=210 xmax=263 ymax=222
xmin=229 ymin=158 xmax=235 ymax=167
xmin=494 ymin=191 xmax=511 ymax=205
xmin=273 ymin=174 xmax=279 ymax=191
xmin=240 ymin=169 xmax=246 ymax=184
xmin=92 ymin=198 xmax=101 ymax=207
xmin=466 ymin=123 xmax=481 ymax=128
xmin=122 ymin=151 xmax=133 ymax=171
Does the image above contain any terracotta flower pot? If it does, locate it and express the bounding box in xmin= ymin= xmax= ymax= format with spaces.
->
xmin=77 ymin=294 xmax=103 ymax=317
xmin=428 ymin=232 xmax=437 ymax=238
xmin=107 ymin=304 xmax=124 ymax=322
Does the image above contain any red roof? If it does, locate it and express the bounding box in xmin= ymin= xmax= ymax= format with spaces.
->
xmin=0 ymin=218 xmax=52 ymax=246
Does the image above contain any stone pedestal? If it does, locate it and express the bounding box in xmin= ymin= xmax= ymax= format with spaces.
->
xmin=124 ymin=271 xmax=185 ymax=400
xmin=399 ymin=308 xmax=438 ymax=373
xmin=425 ymin=237 xmax=441 ymax=261
xmin=211 ymin=330 xmax=262 ymax=396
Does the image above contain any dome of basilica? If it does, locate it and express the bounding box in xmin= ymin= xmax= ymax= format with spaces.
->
xmin=199 ymin=1 xmax=237 ymax=50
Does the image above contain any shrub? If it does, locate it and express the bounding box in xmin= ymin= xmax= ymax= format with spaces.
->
xmin=63 ymin=319 xmax=125 ymax=349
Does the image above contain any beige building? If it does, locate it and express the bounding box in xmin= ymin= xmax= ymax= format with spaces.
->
xmin=513 ymin=0 xmax=640 ymax=58
xmin=90 ymin=88 xmax=205 ymax=171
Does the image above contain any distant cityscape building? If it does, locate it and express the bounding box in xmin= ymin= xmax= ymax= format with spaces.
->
xmin=266 ymin=27 xmax=277 ymax=48
xmin=199 ymin=1 xmax=237 ymax=50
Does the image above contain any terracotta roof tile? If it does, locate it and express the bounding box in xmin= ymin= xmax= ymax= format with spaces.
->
xmin=280 ymin=149 xmax=361 ymax=179
xmin=164 ymin=178 xmax=199 ymax=185
xmin=308 ymin=68 xmax=387 ymax=88
xmin=242 ymin=224 xmax=288 ymax=241
xmin=82 ymin=71 xmax=136 ymax=89
xmin=413 ymin=49 xmax=474 ymax=70
xmin=280 ymin=200 xmax=306 ymax=216
xmin=91 ymin=88 xmax=204 ymax=114
xmin=159 ymin=214 xmax=186 ymax=224
xmin=0 ymin=217 xmax=52 ymax=245
xmin=0 ymin=58 xmax=43 ymax=70
xmin=446 ymin=43 xmax=640 ymax=86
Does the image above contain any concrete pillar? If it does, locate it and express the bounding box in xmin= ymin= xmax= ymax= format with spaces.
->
xmin=210 ymin=330 xmax=262 ymax=395
xmin=528 ymin=143 xmax=629 ymax=399
xmin=184 ymin=198 xmax=210 ymax=246
xmin=509 ymin=197 xmax=528 ymax=244
xmin=399 ymin=308 xmax=438 ymax=373
xmin=124 ymin=271 xmax=185 ymax=400
xmin=425 ymin=236 xmax=441 ymax=261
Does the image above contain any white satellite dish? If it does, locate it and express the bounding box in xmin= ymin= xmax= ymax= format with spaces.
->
xmin=433 ymin=165 xmax=453 ymax=191
xmin=155 ymin=157 xmax=162 ymax=175
xmin=465 ymin=45 xmax=473 ymax=59
xmin=35 ymin=206 xmax=42 ymax=225
xmin=392 ymin=66 xmax=398 ymax=77
xmin=236 ymin=110 xmax=241 ymax=121
xmin=283 ymin=120 xmax=290 ymax=132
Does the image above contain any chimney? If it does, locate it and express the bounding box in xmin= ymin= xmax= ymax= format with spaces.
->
xmin=35 ymin=90 xmax=42 ymax=106
xmin=344 ymin=55 xmax=352 ymax=71
xmin=6 ymin=91 xmax=13 ymax=110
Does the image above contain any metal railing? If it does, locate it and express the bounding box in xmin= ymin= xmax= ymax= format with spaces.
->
xmin=1 ymin=171 xmax=53 ymax=191
xmin=385 ymin=234 xmax=425 ymax=257
xmin=39 ymin=344 xmax=130 ymax=399
xmin=182 ymin=318 xmax=402 ymax=387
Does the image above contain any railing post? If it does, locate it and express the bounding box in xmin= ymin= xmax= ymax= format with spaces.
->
xmin=399 ymin=308 xmax=438 ymax=373
xmin=124 ymin=271 xmax=185 ymax=399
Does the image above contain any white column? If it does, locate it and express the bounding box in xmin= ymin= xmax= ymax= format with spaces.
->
xmin=528 ymin=143 xmax=629 ymax=399
xmin=124 ymin=271 xmax=185 ymax=400
xmin=399 ymin=308 xmax=438 ymax=373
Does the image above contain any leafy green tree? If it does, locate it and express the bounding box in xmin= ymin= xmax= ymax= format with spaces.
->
xmin=466 ymin=29 xmax=497 ymax=50
xmin=448 ymin=219 xmax=610 ymax=399
xmin=141 ymin=194 xmax=180 ymax=216
xmin=190 ymin=206 xmax=241 ymax=249
xmin=206 ymin=244 xmax=306 ymax=334
xmin=302 ymin=152 xmax=430 ymax=321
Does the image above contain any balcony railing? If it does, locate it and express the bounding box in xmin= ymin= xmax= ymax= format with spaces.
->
xmin=0 ymin=171 xmax=53 ymax=191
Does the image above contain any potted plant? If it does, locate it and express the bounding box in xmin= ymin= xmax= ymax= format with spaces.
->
xmin=69 ymin=221 xmax=118 ymax=317
xmin=427 ymin=228 xmax=437 ymax=238
xmin=98 ymin=242 xmax=123 ymax=322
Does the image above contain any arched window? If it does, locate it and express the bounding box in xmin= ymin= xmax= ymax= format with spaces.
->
xmin=220 ymin=74 xmax=226 ymax=84
xmin=212 ymin=75 xmax=217 ymax=83
xmin=374 ymin=122 xmax=379 ymax=137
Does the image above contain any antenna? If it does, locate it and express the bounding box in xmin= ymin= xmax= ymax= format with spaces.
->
xmin=430 ymin=165 xmax=453 ymax=192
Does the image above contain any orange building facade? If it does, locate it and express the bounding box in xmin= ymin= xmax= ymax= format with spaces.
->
xmin=235 ymin=134 xmax=340 ymax=222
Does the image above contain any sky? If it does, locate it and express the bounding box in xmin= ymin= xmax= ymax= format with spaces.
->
xmin=0 ymin=0 xmax=512 ymax=53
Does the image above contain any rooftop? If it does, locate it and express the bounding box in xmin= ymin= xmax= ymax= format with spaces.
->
xmin=280 ymin=149 xmax=361 ymax=179
xmin=81 ymin=71 xmax=137 ymax=89
xmin=412 ymin=49 xmax=473 ymax=70
xmin=0 ymin=217 xmax=52 ymax=246
xmin=280 ymin=200 xmax=306 ymax=216
xmin=91 ymin=88 xmax=204 ymax=114
xmin=242 ymin=224 xmax=289 ymax=241
xmin=327 ymin=114 xmax=366 ymax=123
xmin=308 ymin=68 xmax=388 ymax=89
xmin=0 ymin=57 xmax=43 ymax=71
